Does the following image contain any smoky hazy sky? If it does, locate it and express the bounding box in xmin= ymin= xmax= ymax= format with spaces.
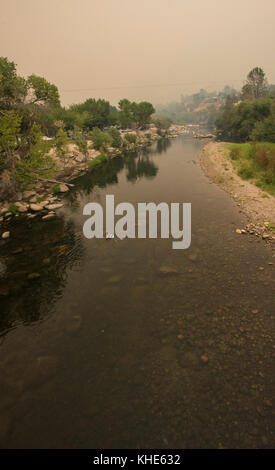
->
xmin=1 ymin=0 xmax=275 ymax=106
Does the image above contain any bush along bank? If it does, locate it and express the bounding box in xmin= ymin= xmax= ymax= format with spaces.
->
xmin=227 ymin=142 xmax=275 ymax=197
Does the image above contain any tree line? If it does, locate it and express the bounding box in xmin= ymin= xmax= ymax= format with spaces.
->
xmin=0 ymin=57 xmax=156 ymax=199
xmin=215 ymin=67 xmax=275 ymax=142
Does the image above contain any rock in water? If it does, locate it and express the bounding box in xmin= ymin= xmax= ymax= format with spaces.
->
xmin=27 ymin=272 xmax=41 ymax=280
xmin=158 ymin=265 xmax=179 ymax=276
xmin=2 ymin=231 xmax=10 ymax=239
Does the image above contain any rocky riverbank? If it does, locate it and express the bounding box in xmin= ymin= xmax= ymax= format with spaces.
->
xmin=198 ymin=142 xmax=275 ymax=246
xmin=0 ymin=130 xmax=165 ymax=238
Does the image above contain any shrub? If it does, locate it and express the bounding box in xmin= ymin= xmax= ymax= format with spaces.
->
xmin=108 ymin=128 xmax=122 ymax=148
xmin=254 ymin=148 xmax=269 ymax=168
xmin=54 ymin=128 xmax=69 ymax=159
xmin=229 ymin=147 xmax=240 ymax=160
xmin=124 ymin=133 xmax=137 ymax=144
xmin=0 ymin=169 xmax=17 ymax=200
xmin=8 ymin=203 xmax=19 ymax=214
xmin=76 ymin=137 xmax=88 ymax=156
xmin=237 ymin=161 xmax=254 ymax=179
xmin=88 ymin=152 xmax=108 ymax=169
xmin=52 ymin=183 xmax=61 ymax=194
xmin=90 ymin=128 xmax=112 ymax=151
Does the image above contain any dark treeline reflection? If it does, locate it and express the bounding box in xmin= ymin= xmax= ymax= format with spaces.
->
xmin=65 ymin=140 xmax=171 ymax=204
xmin=0 ymin=139 xmax=171 ymax=335
xmin=0 ymin=217 xmax=84 ymax=335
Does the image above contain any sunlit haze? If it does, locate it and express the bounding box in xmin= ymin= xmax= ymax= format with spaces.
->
xmin=1 ymin=0 xmax=275 ymax=106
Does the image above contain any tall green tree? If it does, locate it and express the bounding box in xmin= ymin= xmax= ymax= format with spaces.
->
xmin=242 ymin=67 xmax=268 ymax=100
xmin=118 ymin=99 xmax=135 ymax=128
xmin=0 ymin=110 xmax=22 ymax=166
xmin=0 ymin=57 xmax=27 ymax=108
xmin=26 ymin=74 xmax=60 ymax=107
xmin=132 ymin=101 xmax=155 ymax=127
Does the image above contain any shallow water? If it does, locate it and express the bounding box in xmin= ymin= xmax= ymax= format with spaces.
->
xmin=0 ymin=136 xmax=274 ymax=448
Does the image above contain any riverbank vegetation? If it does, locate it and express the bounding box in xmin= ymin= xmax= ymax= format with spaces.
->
xmin=0 ymin=57 xmax=158 ymax=203
xmin=212 ymin=68 xmax=275 ymax=196
xmin=215 ymin=68 xmax=275 ymax=143
xmin=228 ymin=142 xmax=275 ymax=196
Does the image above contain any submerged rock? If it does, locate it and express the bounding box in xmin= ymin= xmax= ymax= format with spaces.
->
xmin=201 ymin=354 xmax=209 ymax=364
xmin=107 ymin=275 xmax=122 ymax=284
xmin=11 ymin=248 xmax=23 ymax=255
xmin=2 ymin=231 xmax=10 ymax=239
xmin=158 ymin=265 xmax=179 ymax=276
xmin=27 ymin=272 xmax=41 ymax=280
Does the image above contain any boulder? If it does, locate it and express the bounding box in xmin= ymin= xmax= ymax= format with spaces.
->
xmin=42 ymin=213 xmax=55 ymax=221
xmin=23 ymin=190 xmax=36 ymax=200
xmin=2 ymin=231 xmax=10 ymax=239
xmin=30 ymin=203 xmax=43 ymax=212
xmin=45 ymin=203 xmax=63 ymax=211
xmin=16 ymin=203 xmax=28 ymax=213
xmin=39 ymin=200 xmax=50 ymax=208
xmin=0 ymin=207 xmax=9 ymax=215
xmin=75 ymin=154 xmax=85 ymax=163
xmin=59 ymin=184 xmax=69 ymax=193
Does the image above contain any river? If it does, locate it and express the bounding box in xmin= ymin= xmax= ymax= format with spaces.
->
xmin=0 ymin=136 xmax=274 ymax=448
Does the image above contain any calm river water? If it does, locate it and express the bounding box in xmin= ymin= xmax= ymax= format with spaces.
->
xmin=0 ymin=136 xmax=274 ymax=448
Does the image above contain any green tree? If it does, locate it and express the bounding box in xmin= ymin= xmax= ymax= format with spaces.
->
xmin=118 ymin=99 xmax=135 ymax=128
xmin=108 ymin=128 xmax=122 ymax=148
xmin=27 ymin=74 xmax=60 ymax=107
xmin=215 ymin=98 xmax=271 ymax=142
xmin=90 ymin=128 xmax=112 ymax=151
xmin=242 ymin=67 xmax=268 ymax=100
xmin=0 ymin=57 xmax=27 ymax=108
xmin=251 ymin=101 xmax=275 ymax=142
xmin=153 ymin=117 xmax=172 ymax=132
xmin=132 ymin=101 xmax=155 ymax=127
xmin=16 ymin=124 xmax=55 ymax=188
xmin=71 ymin=98 xmax=113 ymax=129
xmin=54 ymin=128 xmax=69 ymax=159
xmin=0 ymin=110 xmax=22 ymax=164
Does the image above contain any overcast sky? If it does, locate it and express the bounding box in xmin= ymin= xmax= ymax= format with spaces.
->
xmin=1 ymin=0 xmax=275 ymax=106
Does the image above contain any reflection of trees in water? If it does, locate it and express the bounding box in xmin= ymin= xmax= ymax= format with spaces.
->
xmin=66 ymin=143 xmax=162 ymax=201
xmin=0 ymin=216 xmax=84 ymax=335
xmin=124 ymin=155 xmax=158 ymax=182
xmin=141 ymin=138 xmax=171 ymax=157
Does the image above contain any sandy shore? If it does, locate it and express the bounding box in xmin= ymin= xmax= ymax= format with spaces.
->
xmin=198 ymin=142 xmax=275 ymax=245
